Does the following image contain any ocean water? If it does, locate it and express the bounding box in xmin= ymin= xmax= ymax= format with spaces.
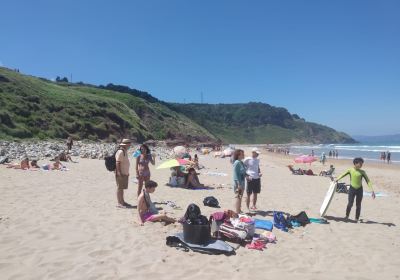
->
xmin=289 ymin=143 xmax=400 ymax=164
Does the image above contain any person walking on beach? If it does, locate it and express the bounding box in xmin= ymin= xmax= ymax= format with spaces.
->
xmin=329 ymin=151 xmax=332 ymax=158
xmin=382 ymin=152 xmax=386 ymax=162
xmin=336 ymin=157 xmax=375 ymax=222
xmin=115 ymin=139 xmax=132 ymax=208
xmin=320 ymin=152 xmax=326 ymax=165
xmin=66 ymin=136 xmax=73 ymax=152
xmin=136 ymin=144 xmax=155 ymax=197
xmin=244 ymin=148 xmax=262 ymax=211
xmin=232 ymin=149 xmax=246 ymax=214
xmin=387 ymin=152 xmax=391 ymax=164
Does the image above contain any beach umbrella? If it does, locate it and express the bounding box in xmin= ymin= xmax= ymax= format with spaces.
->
xmin=294 ymin=155 xmax=317 ymax=164
xmin=156 ymin=158 xmax=189 ymax=169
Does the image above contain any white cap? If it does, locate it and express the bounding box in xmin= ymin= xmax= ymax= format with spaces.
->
xmin=252 ymin=148 xmax=261 ymax=154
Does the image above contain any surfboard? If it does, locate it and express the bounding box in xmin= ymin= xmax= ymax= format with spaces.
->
xmin=320 ymin=182 xmax=337 ymax=217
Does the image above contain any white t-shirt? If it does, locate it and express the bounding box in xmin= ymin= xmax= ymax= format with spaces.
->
xmin=243 ymin=157 xmax=260 ymax=179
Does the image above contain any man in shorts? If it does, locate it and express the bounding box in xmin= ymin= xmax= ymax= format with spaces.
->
xmin=244 ymin=148 xmax=262 ymax=211
xmin=115 ymin=138 xmax=132 ymax=208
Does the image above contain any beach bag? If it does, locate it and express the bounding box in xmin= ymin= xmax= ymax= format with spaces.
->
xmin=336 ymin=183 xmax=348 ymax=194
xmin=182 ymin=203 xmax=211 ymax=245
xmin=219 ymin=221 xmax=248 ymax=243
xmin=104 ymin=148 xmax=124 ymax=172
xmin=287 ymin=211 xmax=310 ymax=227
xmin=183 ymin=222 xmax=211 ymax=245
xmin=169 ymin=176 xmax=178 ymax=187
xmin=210 ymin=212 xmax=226 ymax=237
xmin=232 ymin=215 xmax=255 ymax=238
xmin=203 ymin=196 xmax=220 ymax=208
xmin=273 ymin=211 xmax=290 ymax=232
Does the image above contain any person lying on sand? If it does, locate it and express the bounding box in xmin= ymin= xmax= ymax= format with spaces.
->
xmin=137 ymin=180 xmax=176 ymax=226
xmin=30 ymin=160 xmax=40 ymax=168
xmin=185 ymin=168 xmax=206 ymax=189
xmin=6 ymin=157 xmax=30 ymax=170
xmin=42 ymin=156 xmax=66 ymax=170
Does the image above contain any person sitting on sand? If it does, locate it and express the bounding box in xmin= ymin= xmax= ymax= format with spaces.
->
xmin=185 ymin=168 xmax=205 ymax=189
xmin=193 ymin=154 xmax=200 ymax=169
xmin=6 ymin=157 xmax=30 ymax=169
xmin=58 ymin=151 xmax=74 ymax=162
xmin=319 ymin=165 xmax=335 ymax=176
xmin=336 ymin=157 xmax=375 ymax=222
xmin=137 ymin=180 xmax=176 ymax=225
xmin=287 ymin=165 xmax=304 ymax=175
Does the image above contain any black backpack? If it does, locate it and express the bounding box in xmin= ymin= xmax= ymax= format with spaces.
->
xmin=287 ymin=211 xmax=310 ymax=226
xmin=105 ymin=148 xmax=125 ymax=172
xmin=203 ymin=196 xmax=220 ymax=208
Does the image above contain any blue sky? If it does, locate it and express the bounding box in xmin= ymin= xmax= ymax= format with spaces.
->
xmin=1 ymin=0 xmax=399 ymax=136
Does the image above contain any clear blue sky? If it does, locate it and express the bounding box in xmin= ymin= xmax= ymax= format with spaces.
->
xmin=1 ymin=0 xmax=399 ymax=136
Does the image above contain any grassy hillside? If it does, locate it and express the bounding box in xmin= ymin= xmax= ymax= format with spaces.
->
xmin=169 ymin=103 xmax=355 ymax=144
xmin=0 ymin=67 xmax=355 ymax=144
xmin=0 ymin=67 xmax=215 ymax=142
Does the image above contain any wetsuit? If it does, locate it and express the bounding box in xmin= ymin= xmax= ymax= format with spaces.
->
xmin=337 ymin=168 xmax=373 ymax=220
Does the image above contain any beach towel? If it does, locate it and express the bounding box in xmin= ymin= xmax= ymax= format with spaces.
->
xmin=166 ymin=233 xmax=235 ymax=255
xmin=309 ymin=218 xmax=329 ymax=224
xmin=363 ymin=191 xmax=388 ymax=197
xmin=254 ymin=219 xmax=274 ymax=231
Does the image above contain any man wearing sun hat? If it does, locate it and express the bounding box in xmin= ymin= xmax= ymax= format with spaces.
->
xmin=243 ymin=148 xmax=262 ymax=211
xmin=115 ymin=138 xmax=132 ymax=208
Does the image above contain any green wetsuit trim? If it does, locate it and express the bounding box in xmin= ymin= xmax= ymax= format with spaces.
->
xmin=337 ymin=167 xmax=373 ymax=191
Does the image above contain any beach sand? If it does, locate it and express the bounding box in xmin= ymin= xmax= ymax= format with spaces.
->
xmin=1 ymin=149 xmax=399 ymax=279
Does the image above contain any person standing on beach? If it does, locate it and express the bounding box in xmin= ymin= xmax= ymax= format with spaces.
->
xmin=136 ymin=144 xmax=155 ymax=197
xmin=232 ymin=149 xmax=246 ymax=214
xmin=115 ymin=139 xmax=132 ymax=208
xmin=320 ymin=152 xmax=326 ymax=165
xmin=383 ymin=152 xmax=386 ymax=162
xmin=66 ymin=136 xmax=73 ymax=152
xmin=244 ymin=148 xmax=262 ymax=211
xmin=336 ymin=157 xmax=375 ymax=222
xmin=387 ymin=152 xmax=391 ymax=164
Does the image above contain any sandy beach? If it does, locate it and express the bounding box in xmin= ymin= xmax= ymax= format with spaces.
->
xmin=1 ymin=148 xmax=399 ymax=280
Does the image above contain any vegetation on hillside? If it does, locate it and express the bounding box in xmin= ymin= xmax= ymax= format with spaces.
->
xmin=0 ymin=67 xmax=355 ymax=144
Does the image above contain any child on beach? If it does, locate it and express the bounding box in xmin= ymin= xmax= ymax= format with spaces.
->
xmin=137 ymin=180 xmax=176 ymax=226
xmin=336 ymin=158 xmax=375 ymax=222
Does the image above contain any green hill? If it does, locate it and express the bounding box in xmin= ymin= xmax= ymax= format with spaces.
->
xmin=168 ymin=103 xmax=355 ymax=144
xmin=0 ymin=67 xmax=215 ymax=142
xmin=0 ymin=67 xmax=355 ymax=144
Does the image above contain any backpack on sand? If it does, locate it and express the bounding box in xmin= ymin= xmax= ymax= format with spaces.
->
xmin=105 ymin=148 xmax=125 ymax=172
xmin=203 ymin=196 xmax=220 ymax=208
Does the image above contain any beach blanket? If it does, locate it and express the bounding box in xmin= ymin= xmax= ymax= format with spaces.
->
xmin=254 ymin=219 xmax=274 ymax=231
xmin=166 ymin=232 xmax=235 ymax=255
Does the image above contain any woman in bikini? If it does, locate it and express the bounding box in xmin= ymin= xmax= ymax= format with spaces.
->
xmin=136 ymin=144 xmax=155 ymax=197
xmin=137 ymin=180 xmax=176 ymax=225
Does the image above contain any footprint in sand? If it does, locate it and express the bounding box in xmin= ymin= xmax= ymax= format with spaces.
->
xmin=88 ymin=249 xmax=112 ymax=258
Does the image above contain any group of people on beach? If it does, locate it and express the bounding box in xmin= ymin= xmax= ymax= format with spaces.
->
xmin=113 ymin=137 xmax=376 ymax=227
xmin=114 ymin=139 xmax=176 ymax=225
xmin=380 ymin=151 xmax=392 ymax=164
